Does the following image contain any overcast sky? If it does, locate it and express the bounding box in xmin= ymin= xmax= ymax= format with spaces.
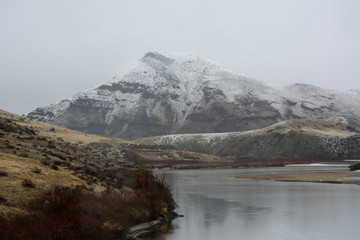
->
xmin=1 ymin=0 xmax=359 ymax=115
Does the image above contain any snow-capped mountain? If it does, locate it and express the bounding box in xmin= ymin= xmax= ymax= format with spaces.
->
xmin=28 ymin=52 xmax=360 ymax=139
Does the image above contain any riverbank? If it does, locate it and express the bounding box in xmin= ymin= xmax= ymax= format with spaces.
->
xmin=127 ymin=212 xmax=181 ymax=240
xmin=141 ymin=158 xmax=317 ymax=170
xmin=232 ymin=170 xmax=360 ymax=185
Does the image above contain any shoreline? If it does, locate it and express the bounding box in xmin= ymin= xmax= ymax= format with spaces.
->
xmin=151 ymin=162 xmax=353 ymax=171
xmin=232 ymin=170 xmax=360 ymax=185
xmin=127 ymin=211 xmax=181 ymax=240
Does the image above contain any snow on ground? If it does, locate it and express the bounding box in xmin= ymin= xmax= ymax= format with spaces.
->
xmin=287 ymin=163 xmax=350 ymax=167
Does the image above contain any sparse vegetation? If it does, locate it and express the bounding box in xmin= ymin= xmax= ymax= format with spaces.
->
xmin=122 ymin=149 xmax=143 ymax=163
xmin=140 ymin=119 xmax=360 ymax=162
xmin=48 ymin=143 xmax=56 ymax=148
xmin=0 ymin=195 xmax=7 ymax=204
xmin=19 ymin=152 xmax=29 ymax=158
xmin=0 ymin=169 xmax=175 ymax=240
xmin=22 ymin=179 xmax=35 ymax=188
xmin=0 ymin=110 xmax=177 ymax=239
xmin=32 ymin=167 xmax=42 ymax=174
xmin=50 ymin=162 xmax=59 ymax=170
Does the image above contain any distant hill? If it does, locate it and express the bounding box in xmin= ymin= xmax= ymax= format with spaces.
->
xmin=138 ymin=119 xmax=360 ymax=161
xmin=0 ymin=109 xmax=228 ymax=183
xmin=28 ymin=52 xmax=360 ymax=140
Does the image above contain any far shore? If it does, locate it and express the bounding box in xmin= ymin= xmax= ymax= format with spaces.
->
xmin=232 ymin=170 xmax=360 ymax=185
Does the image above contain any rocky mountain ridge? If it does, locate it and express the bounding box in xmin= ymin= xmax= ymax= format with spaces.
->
xmin=28 ymin=52 xmax=360 ymax=139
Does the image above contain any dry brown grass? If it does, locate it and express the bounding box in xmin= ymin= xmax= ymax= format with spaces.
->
xmin=133 ymin=148 xmax=222 ymax=162
xmin=0 ymin=109 xmax=177 ymax=239
xmin=0 ymin=109 xmax=219 ymax=166
xmin=258 ymin=119 xmax=360 ymax=137
xmin=0 ymin=109 xmax=131 ymax=145
xmin=0 ymin=169 xmax=175 ymax=240
xmin=0 ymin=152 xmax=105 ymax=215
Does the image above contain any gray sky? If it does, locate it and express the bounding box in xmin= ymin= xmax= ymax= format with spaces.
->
xmin=1 ymin=0 xmax=359 ymax=115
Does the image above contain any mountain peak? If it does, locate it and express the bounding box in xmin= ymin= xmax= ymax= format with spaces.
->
xmin=142 ymin=52 xmax=175 ymax=65
xmin=27 ymin=52 xmax=360 ymax=140
xmin=141 ymin=51 xmax=217 ymax=66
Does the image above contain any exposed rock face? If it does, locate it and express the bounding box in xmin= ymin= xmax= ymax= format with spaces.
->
xmin=138 ymin=119 xmax=360 ymax=161
xmin=28 ymin=52 xmax=360 ymax=140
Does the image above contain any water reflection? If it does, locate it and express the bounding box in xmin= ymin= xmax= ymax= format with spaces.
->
xmin=145 ymin=167 xmax=360 ymax=240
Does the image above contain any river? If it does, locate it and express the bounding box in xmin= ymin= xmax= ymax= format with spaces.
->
xmin=144 ymin=166 xmax=360 ymax=240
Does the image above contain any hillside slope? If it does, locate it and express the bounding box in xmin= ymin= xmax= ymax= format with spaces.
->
xmin=0 ymin=109 xmax=181 ymax=239
xmin=28 ymin=52 xmax=360 ymax=139
xmin=138 ymin=119 xmax=360 ymax=161
xmin=1 ymin=109 xmax=228 ymax=173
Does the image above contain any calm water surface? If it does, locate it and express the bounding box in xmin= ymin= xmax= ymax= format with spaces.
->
xmin=145 ymin=166 xmax=360 ymax=240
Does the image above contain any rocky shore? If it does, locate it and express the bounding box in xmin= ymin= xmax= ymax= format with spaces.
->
xmin=127 ymin=211 xmax=182 ymax=240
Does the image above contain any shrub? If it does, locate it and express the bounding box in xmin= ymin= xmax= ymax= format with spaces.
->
xmin=48 ymin=143 xmax=56 ymax=148
xmin=19 ymin=152 xmax=29 ymax=158
xmin=41 ymin=159 xmax=50 ymax=166
xmin=6 ymin=145 xmax=15 ymax=149
xmin=22 ymin=179 xmax=35 ymax=188
xmin=0 ymin=169 xmax=176 ymax=240
xmin=130 ymin=169 xmax=176 ymax=218
xmin=0 ymin=187 xmax=124 ymax=240
xmin=0 ymin=196 xmax=7 ymax=204
xmin=123 ymin=150 xmax=143 ymax=163
xmin=51 ymin=162 xmax=59 ymax=170
xmin=53 ymin=160 xmax=63 ymax=166
xmin=0 ymin=171 xmax=8 ymax=177
xmin=32 ymin=167 xmax=42 ymax=174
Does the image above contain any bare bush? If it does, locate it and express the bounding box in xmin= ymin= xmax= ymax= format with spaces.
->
xmin=32 ymin=167 xmax=42 ymax=174
xmin=22 ymin=179 xmax=35 ymax=188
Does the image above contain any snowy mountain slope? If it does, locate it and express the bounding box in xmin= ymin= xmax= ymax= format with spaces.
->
xmin=28 ymin=52 xmax=360 ymax=139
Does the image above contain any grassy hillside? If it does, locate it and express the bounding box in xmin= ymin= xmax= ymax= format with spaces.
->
xmin=138 ymin=119 xmax=360 ymax=162
xmin=0 ymin=110 xmax=177 ymax=239
xmin=1 ymin=109 xmax=231 ymax=169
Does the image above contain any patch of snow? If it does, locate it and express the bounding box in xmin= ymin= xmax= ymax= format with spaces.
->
xmin=287 ymin=163 xmax=349 ymax=167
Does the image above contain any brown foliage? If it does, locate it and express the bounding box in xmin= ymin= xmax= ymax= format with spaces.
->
xmin=0 ymin=169 xmax=175 ymax=240
xmin=130 ymin=169 xmax=176 ymax=219
xmin=0 ymin=187 xmax=121 ymax=240
xmin=21 ymin=179 xmax=35 ymax=188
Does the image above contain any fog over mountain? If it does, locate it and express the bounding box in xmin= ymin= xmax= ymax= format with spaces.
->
xmin=1 ymin=1 xmax=360 ymax=115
